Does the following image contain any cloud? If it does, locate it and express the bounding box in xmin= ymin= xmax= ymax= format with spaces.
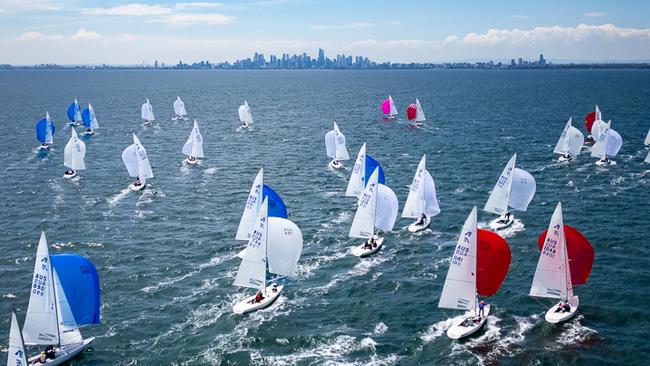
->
xmin=152 ymin=13 xmax=235 ymax=26
xmin=311 ymin=21 xmax=399 ymax=31
xmin=584 ymin=12 xmax=607 ymax=18
xmin=512 ymin=15 xmax=530 ymax=19
xmin=0 ymin=0 xmax=61 ymax=12
xmin=174 ymin=2 xmax=226 ymax=10
xmin=71 ymin=29 xmax=101 ymax=41
xmin=81 ymin=4 xmax=173 ymax=16
xmin=15 ymin=31 xmax=63 ymax=42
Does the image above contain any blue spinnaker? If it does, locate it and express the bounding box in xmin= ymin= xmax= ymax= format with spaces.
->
xmin=35 ymin=118 xmax=55 ymax=143
xmin=262 ymin=184 xmax=288 ymax=218
xmin=51 ymin=254 xmax=101 ymax=325
xmin=67 ymin=101 xmax=80 ymax=122
xmin=365 ymin=155 xmax=385 ymax=185
xmin=82 ymin=108 xmax=91 ymax=128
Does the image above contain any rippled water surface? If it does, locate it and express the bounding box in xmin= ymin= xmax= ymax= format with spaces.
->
xmin=0 ymin=69 xmax=649 ymax=365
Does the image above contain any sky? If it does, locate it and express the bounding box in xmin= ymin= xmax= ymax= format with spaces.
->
xmin=1 ymin=0 xmax=649 ymax=65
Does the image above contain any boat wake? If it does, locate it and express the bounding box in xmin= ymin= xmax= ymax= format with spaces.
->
xmin=141 ymin=255 xmax=228 ymax=294
xmin=478 ymin=219 xmax=525 ymax=238
xmin=553 ymin=315 xmax=600 ymax=348
xmin=107 ymin=187 xmax=132 ymax=206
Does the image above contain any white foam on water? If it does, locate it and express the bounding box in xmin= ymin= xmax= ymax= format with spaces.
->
xmin=374 ymin=322 xmax=388 ymax=335
xmin=141 ymin=255 xmax=227 ymax=293
xmin=478 ymin=219 xmax=525 ymax=238
xmin=323 ymin=191 xmax=338 ymax=198
xmin=308 ymin=254 xmax=392 ymax=296
xmin=294 ymin=250 xmax=347 ymax=279
xmin=420 ymin=315 xmax=463 ymax=343
xmin=203 ymin=167 xmax=218 ymax=175
xmin=3 ymin=293 xmax=16 ymax=298
xmin=107 ymin=187 xmax=132 ymax=206
xmin=553 ymin=315 xmax=599 ymax=347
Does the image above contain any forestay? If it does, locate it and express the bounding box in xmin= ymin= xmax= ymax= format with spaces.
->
xmin=402 ymin=155 xmax=440 ymax=218
xmin=438 ymin=207 xmax=477 ymax=311
xmin=64 ymin=129 xmax=86 ymax=170
xmin=234 ymin=198 xmax=269 ymax=291
xmin=530 ymin=202 xmax=572 ymax=300
xmin=349 ymin=168 xmax=379 ymax=239
xmin=182 ymin=120 xmax=204 ymax=158
xmin=484 ymin=154 xmax=516 ymax=215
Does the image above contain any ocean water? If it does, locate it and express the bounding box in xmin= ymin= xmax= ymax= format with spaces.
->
xmin=0 ymin=69 xmax=649 ymax=365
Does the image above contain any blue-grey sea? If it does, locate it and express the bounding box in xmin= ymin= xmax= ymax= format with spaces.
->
xmin=0 ymin=69 xmax=649 ymax=365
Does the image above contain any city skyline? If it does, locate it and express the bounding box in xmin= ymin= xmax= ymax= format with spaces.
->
xmin=1 ymin=1 xmax=650 ymax=64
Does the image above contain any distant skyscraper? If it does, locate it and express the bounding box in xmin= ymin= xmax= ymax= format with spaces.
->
xmin=539 ymin=54 xmax=546 ymax=65
xmin=318 ymin=48 xmax=325 ymax=67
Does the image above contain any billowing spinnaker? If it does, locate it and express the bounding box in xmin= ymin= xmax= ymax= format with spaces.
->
xmin=51 ymin=254 xmax=101 ymax=325
xmin=438 ymin=207 xmax=477 ymax=310
xmin=267 ymin=217 xmax=303 ymax=277
xmin=375 ymin=184 xmax=398 ymax=232
xmin=537 ymin=223 xmax=594 ymax=286
xmin=508 ymin=168 xmax=536 ymax=212
xmin=476 ymin=229 xmax=511 ymax=297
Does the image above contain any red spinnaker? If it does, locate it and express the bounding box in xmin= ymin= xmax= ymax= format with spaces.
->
xmin=585 ymin=111 xmax=596 ymax=133
xmin=537 ymin=224 xmax=594 ymax=285
xmin=406 ymin=104 xmax=417 ymax=121
xmin=477 ymin=229 xmax=511 ymax=297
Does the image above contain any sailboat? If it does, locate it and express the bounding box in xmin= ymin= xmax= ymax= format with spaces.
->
xmin=141 ymin=99 xmax=155 ymax=125
xmin=590 ymin=121 xmax=623 ymax=166
xmin=6 ymin=311 xmax=28 ymax=366
xmin=406 ymin=98 xmax=426 ymax=126
xmin=22 ymin=231 xmax=101 ymax=365
xmin=484 ymin=153 xmax=536 ymax=230
xmin=173 ymin=96 xmax=188 ymax=121
xmin=381 ymin=95 xmax=398 ymax=119
xmin=66 ymin=98 xmax=82 ymax=126
xmin=349 ymin=168 xmax=398 ymax=257
xmin=645 ymin=129 xmax=650 ymax=146
xmin=584 ymin=106 xmax=607 ymax=144
xmin=345 ymin=143 xmax=386 ymax=197
xmin=324 ymin=121 xmax=350 ymax=169
xmin=121 ymin=134 xmax=153 ymax=191
xmin=35 ymin=112 xmax=55 ymax=150
xmin=63 ymin=129 xmax=86 ymax=179
xmin=553 ymin=117 xmax=584 ymax=162
xmin=438 ymin=207 xmax=511 ymax=339
xmin=402 ymin=155 xmax=440 ymax=232
xmin=235 ymin=168 xmax=289 ymax=258
xmin=530 ymin=202 xmax=594 ymax=323
xmin=233 ymin=197 xmax=303 ymax=314
xmin=182 ymin=120 xmax=204 ymax=165
xmin=81 ymin=103 xmax=99 ymax=135
xmin=238 ymin=100 xmax=254 ymax=128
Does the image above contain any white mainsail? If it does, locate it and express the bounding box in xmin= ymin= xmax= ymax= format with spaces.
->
xmin=345 ymin=143 xmax=367 ymax=197
xmin=22 ymin=231 xmax=59 ymax=345
xmin=182 ymin=120 xmax=204 ymax=158
xmin=530 ymin=202 xmax=573 ymax=301
xmin=324 ymin=122 xmax=350 ymax=161
xmin=375 ymin=184 xmax=398 ymax=231
xmin=645 ymin=129 xmax=650 ymax=146
xmin=236 ymin=168 xmax=264 ymax=241
xmin=438 ymin=207 xmax=477 ymax=311
xmin=141 ymin=99 xmax=154 ymax=121
xmin=645 ymin=150 xmax=650 ymax=163
xmin=87 ymin=103 xmax=99 ymax=130
xmin=174 ymin=96 xmax=187 ymax=117
xmin=388 ymin=95 xmax=397 ymax=116
xmin=122 ymin=134 xmax=154 ymax=180
xmin=553 ymin=118 xmax=584 ymax=157
xmin=64 ymin=128 xmax=86 ymax=171
xmin=348 ymin=168 xmax=379 ymax=239
xmin=238 ymin=101 xmax=254 ymax=125
xmin=267 ymin=217 xmax=303 ymax=277
xmin=234 ymin=198 xmax=269 ymax=291
xmin=484 ymin=154 xmax=517 ymax=215
xmin=8 ymin=312 xmax=27 ymax=366
xmin=402 ymin=155 xmax=440 ymax=218
xmin=415 ymin=98 xmax=426 ymax=122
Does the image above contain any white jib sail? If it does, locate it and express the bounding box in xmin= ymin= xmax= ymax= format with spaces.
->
xmin=8 ymin=312 xmax=27 ymax=366
xmin=415 ymin=98 xmax=426 ymax=122
xmin=484 ymin=153 xmax=517 ymax=215
xmin=375 ymin=184 xmax=398 ymax=232
xmin=348 ymin=167 xmax=379 ymax=239
xmin=133 ymin=134 xmax=153 ymax=180
xmin=88 ymin=103 xmax=99 ymax=129
xmin=333 ymin=122 xmax=350 ymax=160
xmin=530 ymin=202 xmax=573 ymax=300
xmin=591 ymin=121 xmax=611 ymax=158
xmin=53 ymin=269 xmax=83 ymax=346
xmin=345 ymin=143 xmax=367 ymax=197
xmin=508 ymin=168 xmax=536 ymax=212
xmin=402 ymin=155 xmax=440 ymax=218
xmin=45 ymin=112 xmax=54 ymax=144
xmin=22 ymin=231 xmax=59 ymax=345
xmin=64 ymin=128 xmax=86 ymax=171
xmin=267 ymin=217 xmax=303 ymax=277
xmin=174 ymin=97 xmax=187 ymax=117
xmin=234 ymin=197 xmax=269 ymax=291
xmin=645 ymin=129 xmax=650 ymax=146
xmin=438 ymin=207 xmax=477 ymax=311
xmin=388 ymin=95 xmax=397 ymax=116
xmin=182 ymin=120 xmax=204 ymax=158
xmin=236 ymin=168 xmax=264 ymax=241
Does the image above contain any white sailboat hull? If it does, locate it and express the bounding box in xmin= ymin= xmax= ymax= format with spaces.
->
xmin=233 ymin=285 xmax=283 ymax=314
xmin=129 ymin=182 xmax=146 ymax=191
xmin=63 ymin=171 xmax=76 ymax=179
xmin=329 ymin=160 xmax=342 ymax=169
xmin=351 ymin=237 xmax=384 ymax=257
xmin=489 ymin=214 xmax=514 ymax=230
xmin=545 ymin=296 xmax=579 ymax=324
xmin=595 ymin=158 xmax=616 ymax=166
xmin=28 ymin=337 xmax=95 ymax=366
xmin=183 ymin=157 xmax=198 ymax=165
xmin=557 ymin=155 xmax=572 ymax=163
xmin=447 ymin=305 xmax=490 ymax=340
xmin=407 ymin=216 xmax=431 ymax=233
